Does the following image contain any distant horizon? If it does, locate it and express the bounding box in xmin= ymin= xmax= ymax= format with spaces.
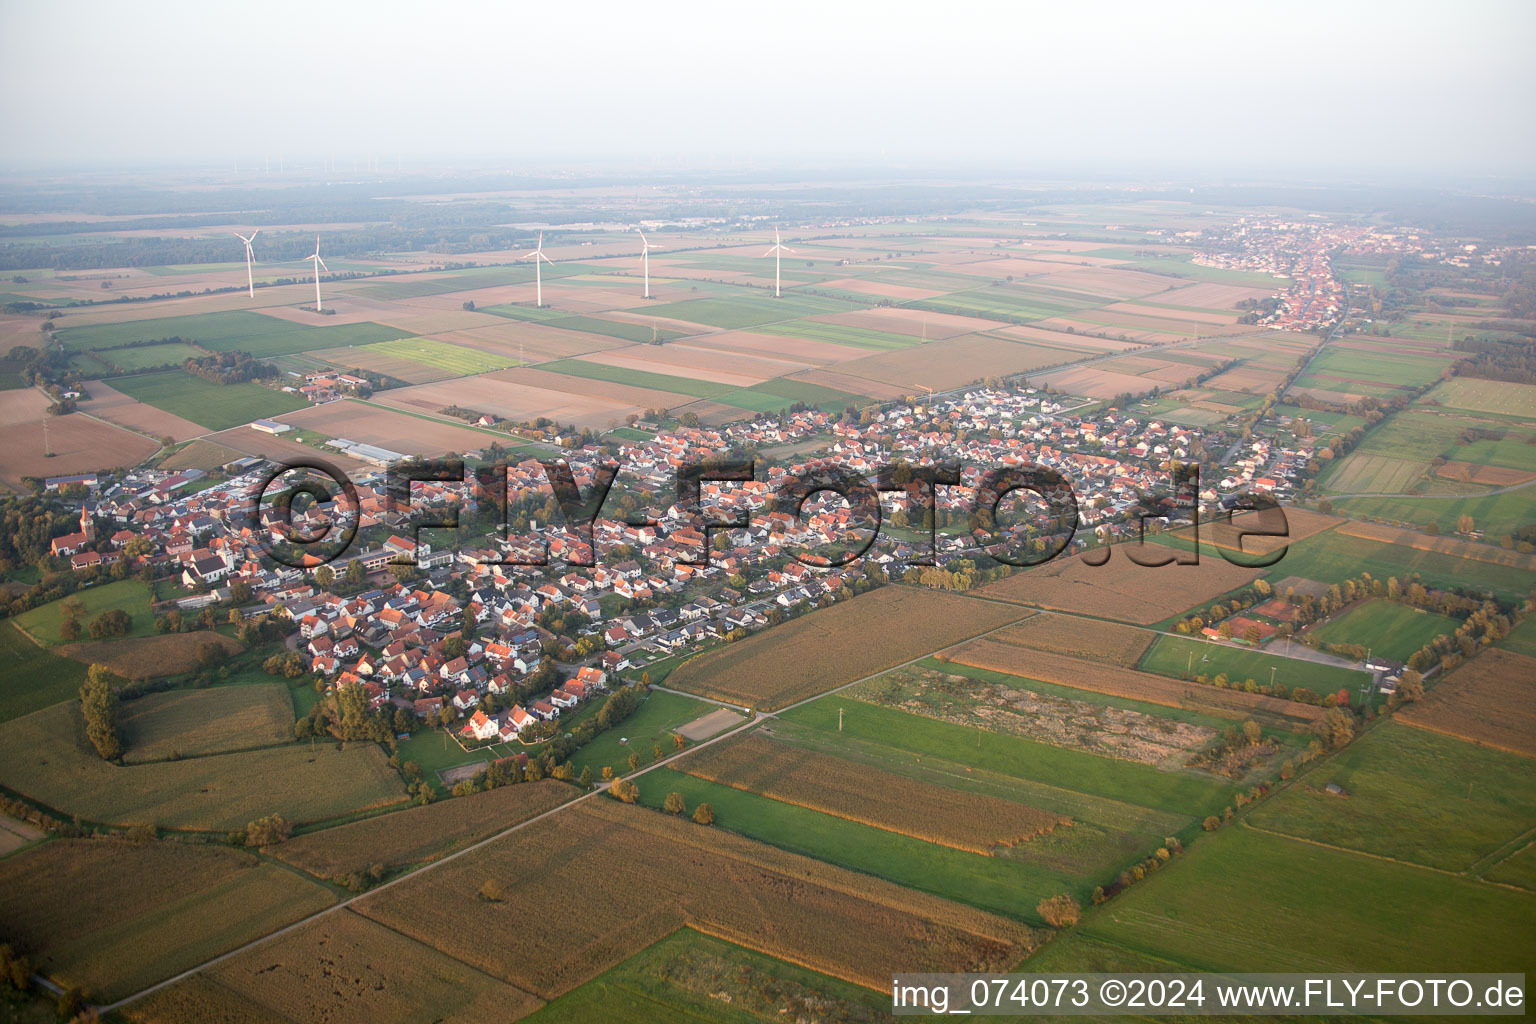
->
xmin=3 ymin=0 xmax=1533 ymax=179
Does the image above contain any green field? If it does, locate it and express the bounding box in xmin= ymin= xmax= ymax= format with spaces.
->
xmin=356 ymin=337 xmax=515 ymax=375
xmin=74 ymin=341 xmax=204 ymax=374
xmin=543 ymin=315 xmax=684 ymax=344
xmin=1126 ymin=256 xmax=1288 ymax=287
xmin=535 ymin=358 xmax=727 ymax=399
xmin=0 ymin=701 xmax=405 ymax=830
xmin=55 ymin=309 xmax=412 ymax=358
xmin=711 ymin=378 xmax=866 ymax=413
xmin=1307 ymin=599 xmax=1459 ymax=662
xmin=1501 ymin=615 xmax=1536 ymax=658
xmin=1249 ymin=721 xmax=1536 ymax=872
xmin=1265 ymin=528 xmax=1534 ymax=601
xmin=119 ymin=683 xmax=296 ymax=764
xmin=357 ymin=263 xmax=580 ymax=300
xmin=637 ymin=764 xmax=1105 ymax=921
xmin=0 ymin=621 xmax=87 ymax=723
xmin=14 ymin=579 xmax=156 ymax=648
xmin=753 ymin=319 xmax=922 ymax=351
xmin=1294 ymin=347 xmax=1448 ymax=392
xmin=1427 ymin=378 xmax=1536 ymax=418
xmin=1484 ymin=842 xmax=1536 ymax=890
xmin=106 ymin=370 xmax=310 ymax=430
xmin=1320 ymin=452 xmax=1429 ymax=493
xmin=525 ymin=928 xmax=892 ymax=1024
xmin=1451 ymin=435 xmax=1536 ymax=473
xmin=1331 ymin=489 xmax=1536 ymax=542
xmin=778 ymin=693 xmax=1235 ymax=818
xmin=1063 ymin=825 xmax=1535 ymax=973
xmin=1138 ymin=634 xmax=1370 ymax=696
xmin=635 ymin=293 xmax=863 ymax=330
xmin=570 ymin=689 xmax=732 ymax=779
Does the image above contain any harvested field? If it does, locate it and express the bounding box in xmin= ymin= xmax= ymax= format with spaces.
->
xmin=1398 ymin=650 xmax=1536 ymax=758
xmin=817 ymin=335 xmax=1074 ymax=391
xmin=271 ymin=779 xmax=575 ymax=878
xmin=783 ymin=368 xmax=911 ymax=401
xmin=0 ymin=813 xmax=43 ymax=856
xmin=995 ymin=324 xmax=1136 ymax=351
xmin=679 ymin=734 xmax=1066 ymax=854
xmin=58 ymin=632 xmax=243 ymax=679
xmin=973 ymin=549 xmax=1263 ymax=624
xmin=949 ymin=641 xmax=1326 ymax=728
xmin=666 ymin=587 xmax=1026 ymax=710
xmin=202 ymin=426 xmax=367 ymax=477
xmin=0 ymin=410 xmax=161 ymax=491
xmin=1434 ymin=461 xmax=1535 ymax=486
xmin=573 ymin=349 xmax=766 ymax=387
xmin=1034 ymin=365 xmax=1160 ymax=399
xmin=810 ymin=307 xmax=999 ymax=339
xmin=1034 ymin=267 xmax=1181 ymax=300
xmin=80 ymin=378 xmax=207 ymax=441
xmin=689 ymin=328 xmax=869 ymax=364
xmin=1106 ymin=301 xmax=1238 ymax=326
xmin=158 ymin=439 xmax=246 ymax=471
xmin=378 ymin=371 xmax=651 ymax=430
xmin=182 ymin=910 xmax=541 ymax=1023
xmin=0 ymin=839 xmax=334 ymax=1002
xmin=1170 ymin=505 xmax=1342 ymax=558
xmin=981 ymin=611 xmax=1152 ymax=667
xmin=282 ymin=400 xmax=498 ymax=457
xmin=588 ymin=339 xmax=814 ymax=380
xmin=817 ymin=275 xmax=947 ymax=300
xmin=355 ymin=799 xmax=1042 ymax=999
xmin=118 ymin=683 xmax=293 ymax=764
xmin=1335 ymin=521 xmax=1536 ymax=572
xmin=848 ymin=664 xmax=1218 ymax=766
xmin=676 ymin=707 xmax=747 ymax=741
xmin=0 ymin=701 xmax=406 ymax=830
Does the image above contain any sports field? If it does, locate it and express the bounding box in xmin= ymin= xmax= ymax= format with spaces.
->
xmin=1139 ymin=633 xmax=1370 ymax=694
xmin=107 ymin=370 xmax=310 ymax=431
xmin=1307 ymin=599 xmax=1459 ymax=662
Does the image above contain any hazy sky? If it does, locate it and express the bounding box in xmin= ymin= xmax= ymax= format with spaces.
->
xmin=3 ymin=0 xmax=1533 ymax=178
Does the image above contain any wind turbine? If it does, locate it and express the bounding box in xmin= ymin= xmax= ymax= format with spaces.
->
xmin=638 ymin=230 xmax=661 ymax=299
xmin=304 ymin=236 xmax=329 ymax=311
xmin=762 ymin=225 xmax=796 ymax=298
xmin=234 ymin=230 xmax=259 ymax=298
xmin=520 ymin=231 xmax=554 ymax=307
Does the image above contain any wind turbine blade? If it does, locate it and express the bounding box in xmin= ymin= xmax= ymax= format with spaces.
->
xmin=249 ymin=229 xmax=258 ymax=240
xmin=317 ymin=258 xmax=329 ymax=272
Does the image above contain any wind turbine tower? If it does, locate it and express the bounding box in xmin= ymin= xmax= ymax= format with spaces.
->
xmin=304 ymin=236 xmax=329 ymax=311
xmin=638 ymin=230 xmax=661 ymax=299
xmin=762 ymin=225 xmax=797 ymax=298
xmin=520 ymin=232 xmax=554 ymax=307
xmin=234 ymin=230 xmax=259 ymax=298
